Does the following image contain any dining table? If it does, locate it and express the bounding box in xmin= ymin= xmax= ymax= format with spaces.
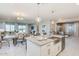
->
xmin=3 ymin=35 xmax=17 ymax=46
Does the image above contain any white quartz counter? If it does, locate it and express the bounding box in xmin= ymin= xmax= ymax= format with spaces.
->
xmin=26 ymin=35 xmax=63 ymax=46
xmin=50 ymin=35 xmax=64 ymax=38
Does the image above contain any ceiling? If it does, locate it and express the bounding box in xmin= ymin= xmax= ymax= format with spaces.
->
xmin=0 ymin=3 xmax=79 ymax=23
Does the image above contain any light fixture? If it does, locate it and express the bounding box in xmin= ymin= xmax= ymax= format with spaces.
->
xmin=16 ymin=12 xmax=21 ymax=16
xmin=35 ymin=3 xmax=41 ymax=22
xmin=35 ymin=3 xmax=41 ymax=34
xmin=36 ymin=16 xmax=41 ymax=22
xmin=51 ymin=10 xmax=55 ymax=24
xmin=60 ymin=17 xmax=65 ymax=22
xmin=17 ymin=17 xmax=20 ymax=20
xmin=17 ymin=17 xmax=24 ymax=20
xmin=14 ymin=12 xmax=24 ymax=20
xmin=51 ymin=20 xmax=54 ymax=24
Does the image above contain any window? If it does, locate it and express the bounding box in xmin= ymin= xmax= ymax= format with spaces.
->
xmin=5 ymin=24 xmax=15 ymax=32
xmin=18 ymin=25 xmax=26 ymax=33
xmin=10 ymin=24 xmax=15 ymax=31
xmin=22 ymin=25 xmax=26 ymax=32
xmin=5 ymin=23 xmax=26 ymax=33
xmin=5 ymin=24 xmax=11 ymax=31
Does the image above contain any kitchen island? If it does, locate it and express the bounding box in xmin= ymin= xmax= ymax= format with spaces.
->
xmin=26 ymin=35 xmax=65 ymax=56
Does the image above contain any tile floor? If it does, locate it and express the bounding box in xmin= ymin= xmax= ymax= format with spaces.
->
xmin=0 ymin=37 xmax=79 ymax=56
xmin=0 ymin=40 xmax=27 ymax=56
xmin=59 ymin=37 xmax=79 ymax=56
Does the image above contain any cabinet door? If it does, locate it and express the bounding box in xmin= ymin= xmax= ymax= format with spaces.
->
xmin=53 ymin=44 xmax=58 ymax=55
xmin=41 ymin=43 xmax=51 ymax=56
xmin=57 ymin=41 xmax=62 ymax=53
xmin=53 ymin=41 xmax=61 ymax=56
xmin=27 ymin=40 xmax=40 ymax=56
xmin=50 ymin=42 xmax=54 ymax=56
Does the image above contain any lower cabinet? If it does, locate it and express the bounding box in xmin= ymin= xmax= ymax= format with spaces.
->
xmin=41 ymin=41 xmax=61 ymax=56
xmin=27 ymin=40 xmax=62 ymax=56
xmin=27 ymin=40 xmax=40 ymax=56
xmin=41 ymin=43 xmax=51 ymax=56
xmin=52 ymin=41 xmax=61 ymax=55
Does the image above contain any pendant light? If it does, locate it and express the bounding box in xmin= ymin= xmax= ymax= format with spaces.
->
xmin=35 ymin=3 xmax=41 ymax=34
xmin=36 ymin=3 xmax=41 ymax=22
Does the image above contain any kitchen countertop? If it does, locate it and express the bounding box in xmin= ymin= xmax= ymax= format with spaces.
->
xmin=25 ymin=35 xmax=63 ymax=46
xmin=50 ymin=35 xmax=64 ymax=38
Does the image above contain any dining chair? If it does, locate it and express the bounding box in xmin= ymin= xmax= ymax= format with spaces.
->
xmin=0 ymin=36 xmax=10 ymax=49
xmin=16 ymin=33 xmax=24 ymax=44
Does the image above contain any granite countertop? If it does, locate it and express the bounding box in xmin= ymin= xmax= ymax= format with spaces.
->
xmin=25 ymin=35 xmax=63 ymax=46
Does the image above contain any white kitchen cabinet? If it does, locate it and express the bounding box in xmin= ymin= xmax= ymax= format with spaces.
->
xmin=50 ymin=42 xmax=55 ymax=56
xmin=27 ymin=40 xmax=62 ymax=56
xmin=27 ymin=40 xmax=40 ymax=56
xmin=41 ymin=41 xmax=62 ymax=56
xmin=41 ymin=43 xmax=51 ymax=56
xmin=52 ymin=41 xmax=61 ymax=56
